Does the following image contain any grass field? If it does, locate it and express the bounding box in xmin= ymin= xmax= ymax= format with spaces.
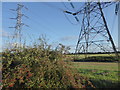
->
xmin=72 ymin=62 xmax=118 ymax=71
xmin=67 ymin=54 xmax=120 ymax=88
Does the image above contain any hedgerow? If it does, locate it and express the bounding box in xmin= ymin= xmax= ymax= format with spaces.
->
xmin=2 ymin=37 xmax=95 ymax=89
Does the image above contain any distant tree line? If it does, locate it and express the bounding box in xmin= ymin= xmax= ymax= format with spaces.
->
xmin=66 ymin=51 xmax=120 ymax=55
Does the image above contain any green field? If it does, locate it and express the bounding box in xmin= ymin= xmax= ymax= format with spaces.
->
xmin=67 ymin=54 xmax=120 ymax=88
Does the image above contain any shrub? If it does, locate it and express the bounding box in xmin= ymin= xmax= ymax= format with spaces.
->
xmin=2 ymin=37 xmax=95 ymax=89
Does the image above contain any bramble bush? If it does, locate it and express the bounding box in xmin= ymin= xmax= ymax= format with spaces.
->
xmin=2 ymin=37 xmax=95 ymax=89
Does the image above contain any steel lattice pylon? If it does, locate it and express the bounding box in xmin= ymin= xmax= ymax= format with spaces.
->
xmin=64 ymin=2 xmax=119 ymax=58
xmin=9 ymin=3 xmax=29 ymax=48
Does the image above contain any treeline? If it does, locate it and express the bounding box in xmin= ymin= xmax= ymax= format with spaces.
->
xmin=67 ymin=51 xmax=120 ymax=55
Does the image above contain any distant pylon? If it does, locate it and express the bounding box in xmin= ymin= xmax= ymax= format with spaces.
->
xmin=9 ymin=3 xmax=29 ymax=48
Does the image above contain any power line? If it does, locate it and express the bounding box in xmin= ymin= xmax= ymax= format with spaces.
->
xmin=63 ymin=11 xmax=79 ymax=25
xmin=41 ymin=2 xmax=64 ymax=12
xmin=42 ymin=2 xmax=80 ymax=25
xmin=64 ymin=2 xmax=119 ymax=58
xmin=62 ymin=1 xmax=81 ymax=25
xmin=61 ymin=0 xmax=74 ymax=11
xmin=111 ymin=13 xmax=116 ymax=34
xmin=26 ymin=10 xmax=60 ymax=36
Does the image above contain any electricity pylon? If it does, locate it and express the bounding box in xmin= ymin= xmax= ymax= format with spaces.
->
xmin=64 ymin=2 xmax=119 ymax=58
xmin=9 ymin=3 xmax=29 ymax=48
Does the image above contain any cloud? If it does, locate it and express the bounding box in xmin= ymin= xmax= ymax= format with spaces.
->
xmin=0 ymin=30 xmax=20 ymax=38
xmin=0 ymin=30 xmax=11 ymax=37
xmin=60 ymin=36 xmax=78 ymax=42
